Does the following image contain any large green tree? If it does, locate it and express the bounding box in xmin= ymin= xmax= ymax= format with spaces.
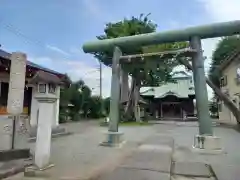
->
xmin=93 ymin=14 xmax=188 ymax=121
xmin=209 ymin=36 xmax=240 ymax=89
xmin=207 ymin=35 xmax=240 ymax=123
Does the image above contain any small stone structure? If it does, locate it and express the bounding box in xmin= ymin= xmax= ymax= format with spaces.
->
xmin=28 ymin=70 xmax=62 ymax=169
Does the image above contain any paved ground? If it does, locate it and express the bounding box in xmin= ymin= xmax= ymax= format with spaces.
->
xmin=3 ymin=121 xmax=240 ymax=179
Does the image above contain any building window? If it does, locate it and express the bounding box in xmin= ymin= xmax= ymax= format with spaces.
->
xmin=38 ymin=84 xmax=46 ymax=93
xmin=220 ymin=76 xmax=227 ymax=87
xmin=48 ymin=84 xmax=56 ymax=94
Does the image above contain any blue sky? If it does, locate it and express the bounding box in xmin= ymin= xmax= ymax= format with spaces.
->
xmin=0 ymin=0 xmax=239 ymax=97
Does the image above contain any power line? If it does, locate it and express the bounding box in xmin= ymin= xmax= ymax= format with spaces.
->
xmin=0 ymin=20 xmax=47 ymax=49
xmin=1 ymin=20 xmax=103 ymax=97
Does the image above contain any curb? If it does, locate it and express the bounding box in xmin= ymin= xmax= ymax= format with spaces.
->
xmin=0 ymin=162 xmax=33 ymax=179
xmin=28 ymin=132 xmax=73 ymax=142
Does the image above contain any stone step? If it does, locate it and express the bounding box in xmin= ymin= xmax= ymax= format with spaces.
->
xmin=98 ymin=167 xmax=170 ymax=180
xmin=119 ymin=135 xmax=174 ymax=174
xmin=172 ymin=162 xmax=212 ymax=178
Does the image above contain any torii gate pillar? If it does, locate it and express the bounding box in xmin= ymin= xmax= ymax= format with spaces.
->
xmin=191 ymin=36 xmax=222 ymax=152
xmin=100 ymin=47 xmax=124 ymax=147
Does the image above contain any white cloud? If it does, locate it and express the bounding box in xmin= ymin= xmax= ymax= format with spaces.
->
xmin=69 ymin=47 xmax=82 ymax=56
xmin=29 ymin=56 xmax=112 ymax=98
xmin=199 ymin=0 xmax=240 ymax=22
xmin=81 ymin=0 xmax=110 ymax=21
xmin=168 ymin=20 xmax=181 ymax=29
xmin=46 ymin=44 xmax=70 ymax=56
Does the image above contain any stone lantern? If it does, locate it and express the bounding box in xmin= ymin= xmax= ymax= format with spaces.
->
xmin=28 ymin=71 xmax=62 ymax=169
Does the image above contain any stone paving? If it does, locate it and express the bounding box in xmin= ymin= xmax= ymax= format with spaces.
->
xmin=3 ymin=121 xmax=240 ymax=179
xmin=171 ymin=125 xmax=240 ymax=180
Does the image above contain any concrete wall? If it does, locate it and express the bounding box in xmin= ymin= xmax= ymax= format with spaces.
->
xmin=219 ymin=57 xmax=240 ymax=125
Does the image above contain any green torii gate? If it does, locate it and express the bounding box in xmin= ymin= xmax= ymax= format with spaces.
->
xmin=82 ymin=20 xmax=240 ymax=148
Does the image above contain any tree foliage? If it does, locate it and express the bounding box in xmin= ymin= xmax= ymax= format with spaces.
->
xmin=93 ymin=13 xmax=157 ymax=66
xmin=208 ymin=35 xmax=240 ymax=88
xmin=93 ymin=14 xmax=188 ymax=87
xmin=59 ymin=78 xmax=107 ymax=123
xmin=92 ymin=14 xmax=191 ymax=121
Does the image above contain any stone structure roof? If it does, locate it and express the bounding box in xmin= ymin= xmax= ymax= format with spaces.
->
xmin=140 ymin=71 xmax=195 ymax=98
xmin=0 ymin=49 xmax=63 ymax=75
xmin=28 ymin=71 xmax=63 ymax=85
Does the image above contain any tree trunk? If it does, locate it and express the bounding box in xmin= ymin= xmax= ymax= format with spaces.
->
xmin=123 ymin=77 xmax=136 ymax=120
xmin=179 ymin=58 xmax=240 ymax=124
xmin=133 ymin=80 xmax=141 ymax=122
xmin=123 ymin=76 xmax=143 ymax=122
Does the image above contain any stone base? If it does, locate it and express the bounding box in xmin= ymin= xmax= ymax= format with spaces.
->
xmin=192 ymin=135 xmax=224 ymax=154
xmin=24 ymin=164 xmax=54 ymax=178
xmin=100 ymin=131 xmax=124 ymax=147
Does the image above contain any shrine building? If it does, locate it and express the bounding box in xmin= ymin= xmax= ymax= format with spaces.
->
xmin=140 ymin=71 xmax=196 ymax=121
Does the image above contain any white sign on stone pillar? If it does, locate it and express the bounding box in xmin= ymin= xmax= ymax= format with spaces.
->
xmin=7 ymin=52 xmax=27 ymax=115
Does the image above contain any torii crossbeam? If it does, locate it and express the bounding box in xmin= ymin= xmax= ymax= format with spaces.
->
xmin=82 ymin=20 xmax=240 ymax=149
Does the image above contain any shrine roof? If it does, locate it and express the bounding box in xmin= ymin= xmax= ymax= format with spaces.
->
xmin=28 ymin=70 xmax=63 ymax=85
xmin=140 ymin=71 xmax=194 ymax=98
xmin=0 ymin=49 xmax=63 ymax=75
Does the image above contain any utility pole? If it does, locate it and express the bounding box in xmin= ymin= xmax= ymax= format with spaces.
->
xmin=99 ymin=61 xmax=102 ymax=99
xmin=99 ymin=61 xmax=104 ymax=115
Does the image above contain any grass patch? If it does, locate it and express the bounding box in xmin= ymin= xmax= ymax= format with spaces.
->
xmin=119 ymin=121 xmax=151 ymax=126
xmin=99 ymin=119 xmax=151 ymax=127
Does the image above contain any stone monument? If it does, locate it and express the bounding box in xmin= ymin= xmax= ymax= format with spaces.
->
xmin=7 ymin=52 xmax=29 ymax=150
xmin=28 ymin=71 xmax=62 ymax=170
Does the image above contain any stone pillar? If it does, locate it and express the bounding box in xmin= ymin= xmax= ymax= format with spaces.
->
xmin=108 ymin=47 xmax=122 ymax=133
xmin=100 ymin=47 xmax=123 ymax=147
xmin=190 ymin=36 xmax=212 ymax=135
xmin=7 ymin=52 xmax=28 ymax=150
xmin=34 ymin=97 xmax=56 ymax=169
xmin=191 ymin=36 xmax=222 ymax=152
xmin=120 ymin=69 xmax=129 ymax=103
xmin=30 ymin=87 xmax=38 ymax=126
xmin=52 ymin=86 xmax=60 ymax=127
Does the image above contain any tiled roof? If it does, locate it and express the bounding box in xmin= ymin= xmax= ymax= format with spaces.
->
xmin=0 ymin=49 xmax=63 ymax=75
xmin=140 ymin=72 xmax=194 ymax=98
xmin=28 ymin=70 xmax=63 ymax=84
